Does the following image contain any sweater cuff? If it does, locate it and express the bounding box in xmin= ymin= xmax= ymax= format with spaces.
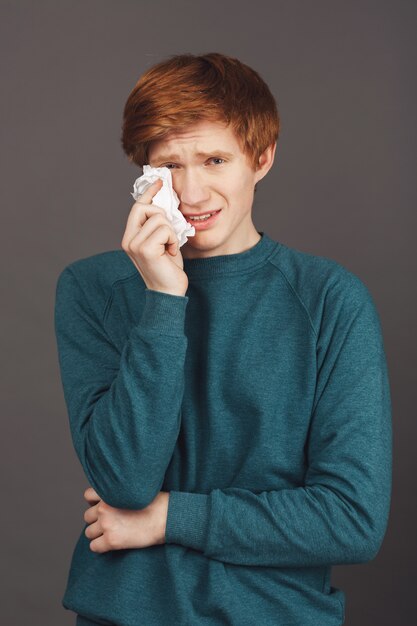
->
xmin=139 ymin=289 xmax=189 ymax=335
xmin=165 ymin=491 xmax=211 ymax=552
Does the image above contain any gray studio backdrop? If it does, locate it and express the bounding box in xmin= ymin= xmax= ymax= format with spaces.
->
xmin=1 ymin=1 xmax=415 ymax=625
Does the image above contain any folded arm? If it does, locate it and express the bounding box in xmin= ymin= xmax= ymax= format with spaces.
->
xmin=165 ymin=278 xmax=393 ymax=567
xmin=55 ymin=266 xmax=189 ymax=510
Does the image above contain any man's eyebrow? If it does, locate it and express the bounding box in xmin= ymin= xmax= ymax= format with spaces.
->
xmin=151 ymin=150 xmax=235 ymax=162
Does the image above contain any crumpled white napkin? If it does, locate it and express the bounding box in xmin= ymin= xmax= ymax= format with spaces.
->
xmin=131 ymin=165 xmax=195 ymax=247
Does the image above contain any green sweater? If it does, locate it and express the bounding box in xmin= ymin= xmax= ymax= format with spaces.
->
xmin=54 ymin=231 xmax=392 ymax=626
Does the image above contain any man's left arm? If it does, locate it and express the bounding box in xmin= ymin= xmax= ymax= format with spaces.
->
xmin=164 ymin=277 xmax=393 ymax=568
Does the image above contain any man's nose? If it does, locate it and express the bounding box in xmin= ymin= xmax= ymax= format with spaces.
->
xmin=176 ymin=169 xmax=210 ymax=207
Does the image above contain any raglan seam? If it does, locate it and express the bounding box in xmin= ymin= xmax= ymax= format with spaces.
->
xmin=102 ymin=270 xmax=141 ymax=325
xmin=268 ymin=256 xmax=319 ymax=340
xmin=63 ymin=251 xmax=140 ymax=326
xmin=64 ymin=266 xmax=115 ymax=332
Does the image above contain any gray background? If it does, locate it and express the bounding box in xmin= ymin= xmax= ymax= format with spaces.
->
xmin=1 ymin=1 xmax=415 ymax=625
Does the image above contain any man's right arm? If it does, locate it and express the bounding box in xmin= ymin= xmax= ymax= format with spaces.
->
xmin=54 ymin=265 xmax=188 ymax=510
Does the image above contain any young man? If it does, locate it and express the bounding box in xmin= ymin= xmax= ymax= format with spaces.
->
xmin=54 ymin=53 xmax=392 ymax=626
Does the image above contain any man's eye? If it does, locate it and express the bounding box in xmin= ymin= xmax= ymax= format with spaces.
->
xmin=163 ymin=164 xmax=177 ymax=169
xmin=208 ymin=157 xmax=225 ymax=165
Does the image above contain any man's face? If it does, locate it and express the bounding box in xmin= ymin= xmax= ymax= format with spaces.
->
xmin=148 ymin=119 xmax=275 ymax=259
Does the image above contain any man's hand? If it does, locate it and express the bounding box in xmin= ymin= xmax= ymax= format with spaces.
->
xmin=121 ymin=178 xmax=189 ymax=297
xmin=83 ymin=487 xmax=170 ymax=553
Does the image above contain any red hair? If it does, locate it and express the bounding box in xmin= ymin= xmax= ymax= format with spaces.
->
xmin=120 ymin=52 xmax=280 ymax=170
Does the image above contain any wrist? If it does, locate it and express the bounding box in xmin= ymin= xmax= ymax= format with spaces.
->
xmin=155 ymin=491 xmax=170 ymax=545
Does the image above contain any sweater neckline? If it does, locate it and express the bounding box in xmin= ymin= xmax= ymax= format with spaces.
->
xmin=182 ymin=231 xmax=280 ymax=279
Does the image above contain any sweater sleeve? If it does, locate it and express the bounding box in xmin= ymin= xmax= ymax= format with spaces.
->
xmin=165 ymin=277 xmax=392 ymax=567
xmin=54 ymin=266 xmax=189 ymax=510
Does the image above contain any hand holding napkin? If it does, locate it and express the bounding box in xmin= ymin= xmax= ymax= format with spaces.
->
xmin=131 ymin=165 xmax=195 ymax=247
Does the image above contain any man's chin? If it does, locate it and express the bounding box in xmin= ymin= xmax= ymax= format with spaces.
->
xmin=181 ymin=233 xmax=224 ymax=259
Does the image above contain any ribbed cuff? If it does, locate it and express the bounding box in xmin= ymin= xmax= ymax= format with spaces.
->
xmin=165 ymin=491 xmax=211 ymax=552
xmin=139 ymin=289 xmax=189 ymax=335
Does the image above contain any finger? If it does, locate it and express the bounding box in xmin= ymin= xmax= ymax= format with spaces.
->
xmin=128 ymin=218 xmax=178 ymax=260
xmin=129 ymin=212 xmax=176 ymax=252
xmin=123 ymin=213 xmax=179 ymax=263
xmin=84 ymin=496 xmax=99 ymax=507
xmin=136 ymin=222 xmax=179 ymax=259
xmin=85 ymin=520 xmax=102 ymax=540
xmin=83 ymin=504 xmax=98 ymax=524
xmin=136 ymin=178 xmax=163 ymax=205
xmin=84 ymin=487 xmax=101 ymax=505
xmin=121 ymin=205 xmax=167 ymax=250
xmin=84 ymin=486 xmax=100 ymax=499
xmin=89 ymin=534 xmax=109 ymax=553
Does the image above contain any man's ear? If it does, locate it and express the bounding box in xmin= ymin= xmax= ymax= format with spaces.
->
xmin=254 ymin=142 xmax=277 ymax=184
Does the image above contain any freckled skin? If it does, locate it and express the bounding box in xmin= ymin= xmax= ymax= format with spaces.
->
xmin=148 ymin=120 xmax=276 ymax=260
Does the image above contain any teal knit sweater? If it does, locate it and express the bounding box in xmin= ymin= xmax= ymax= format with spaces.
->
xmin=54 ymin=231 xmax=392 ymax=626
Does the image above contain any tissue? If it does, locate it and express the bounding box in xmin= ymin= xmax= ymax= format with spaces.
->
xmin=131 ymin=165 xmax=195 ymax=247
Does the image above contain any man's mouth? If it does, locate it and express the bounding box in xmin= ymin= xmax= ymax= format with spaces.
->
xmin=183 ymin=210 xmax=222 ymax=222
xmin=183 ymin=209 xmax=222 ymax=230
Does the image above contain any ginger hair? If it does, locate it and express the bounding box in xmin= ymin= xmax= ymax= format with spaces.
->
xmin=120 ymin=52 xmax=280 ymax=171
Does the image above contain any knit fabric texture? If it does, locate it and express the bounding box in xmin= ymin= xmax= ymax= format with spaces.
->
xmin=54 ymin=231 xmax=392 ymax=626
